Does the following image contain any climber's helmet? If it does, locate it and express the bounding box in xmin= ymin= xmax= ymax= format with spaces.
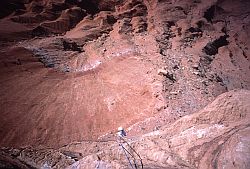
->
xmin=117 ymin=126 xmax=126 ymax=137
xmin=118 ymin=126 xmax=124 ymax=131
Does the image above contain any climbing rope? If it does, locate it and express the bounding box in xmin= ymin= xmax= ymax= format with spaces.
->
xmin=117 ymin=137 xmax=143 ymax=169
xmin=120 ymin=143 xmax=135 ymax=169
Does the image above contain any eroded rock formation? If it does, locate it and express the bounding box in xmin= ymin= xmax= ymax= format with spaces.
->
xmin=0 ymin=0 xmax=249 ymax=168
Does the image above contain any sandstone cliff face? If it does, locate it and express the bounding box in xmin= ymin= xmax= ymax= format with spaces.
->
xmin=1 ymin=90 xmax=249 ymax=169
xmin=0 ymin=0 xmax=249 ymax=168
xmin=68 ymin=90 xmax=250 ymax=169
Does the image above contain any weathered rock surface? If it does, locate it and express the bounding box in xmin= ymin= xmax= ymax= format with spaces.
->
xmin=0 ymin=0 xmax=249 ymax=168
xmin=65 ymin=90 xmax=250 ymax=169
xmin=1 ymin=90 xmax=249 ymax=169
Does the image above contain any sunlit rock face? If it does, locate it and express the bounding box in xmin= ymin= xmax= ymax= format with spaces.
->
xmin=0 ymin=0 xmax=249 ymax=168
xmin=0 ymin=0 xmax=163 ymax=148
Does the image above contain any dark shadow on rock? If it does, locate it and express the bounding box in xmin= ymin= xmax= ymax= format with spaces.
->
xmin=203 ymin=35 xmax=229 ymax=56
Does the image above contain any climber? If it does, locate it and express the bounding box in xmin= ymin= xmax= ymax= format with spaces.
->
xmin=117 ymin=126 xmax=126 ymax=138
xmin=117 ymin=127 xmax=142 ymax=169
